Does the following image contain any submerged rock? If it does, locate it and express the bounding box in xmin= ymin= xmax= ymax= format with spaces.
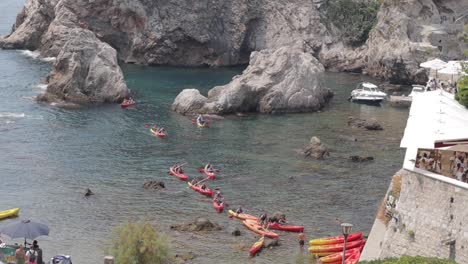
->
xmin=347 ymin=116 xmax=383 ymax=131
xmin=172 ymin=46 xmax=333 ymax=115
xmin=170 ymin=217 xmax=222 ymax=232
xmin=303 ymin=136 xmax=329 ymax=159
xmin=265 ymin=238 xmax=280 ymax=248
xmin=143 ymin=180 xmax=165 ymax=190
xmin=230 ymin=227 xmax=241 ymax=236
xmin=349 ymin=156 xmax=374 ymax=162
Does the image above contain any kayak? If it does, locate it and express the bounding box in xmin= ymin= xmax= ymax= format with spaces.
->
xmin=309 ymin=239 xmax=365 ymax=254
xmin=120 ymin=101 xmax=135 ymax=108
xmin=228 ymin=210 xmax=258 ymax=221
xmin=0 ymin=208 xmax=20 ymax=220
xmin=212 ymin=200 xmax=225 ymax=213
xmin=169 ymin=166 xmax=188 ymax=181
xmin=243 ymin=219 xmax=279 ymax=239
xmin=196 ymin=119 xmax=206 ymax=128
xmin=325 ymin=251 xmax=362 ymax=264
xmin=267 ymin=222 xmax=304 ymax=232
xmin=249 ymin=236 xmax=265 ymax=256
xmin=199 ymin=168 xmax=216 ymax=180
xmin=187 ymin=182 xmax=213 ymax=197
xmin=319 ymin=247 xmax=361 ymax=263
xmin=309 ymin=232 xmax=363 ymax=246
xmin=150 ymin=128 xmax=166 ymax=138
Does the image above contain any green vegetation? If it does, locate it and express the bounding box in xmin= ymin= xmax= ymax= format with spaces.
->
xmin=456 ymin=25 xmax=468 ymax=107
xmin=360 ymin=256 xmax=456 ymax=264
xmin=321 ymin=0 xmax=381 ymax=47
xmin=109 ymin=221 xmax=170 ymax=264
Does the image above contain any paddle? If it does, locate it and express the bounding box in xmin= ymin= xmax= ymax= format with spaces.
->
xmin=144 ymin=123 xmax=157 ymax=128
xmin=198 ymin=167 xmax=222 ymax=173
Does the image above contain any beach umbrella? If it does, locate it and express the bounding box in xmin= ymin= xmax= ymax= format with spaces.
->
xmin=420 ymin=59 xmax=447 ymax=78
xmin=439 ymin=61 xmax=463 ymax=82
xmin=0 ymin=219 xmax=49 ymax=244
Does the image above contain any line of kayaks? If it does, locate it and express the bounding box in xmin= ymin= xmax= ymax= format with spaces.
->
xmin=309 ymin=232 xmax=365 ymax=263
xmin=0 ymin=208 xmax=20 ymax=220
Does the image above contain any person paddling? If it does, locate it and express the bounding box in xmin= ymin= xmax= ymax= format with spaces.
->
xmin=213 ymin=191 xmax=223 ymax=204
xmin=157 ymin=127 xmax=165 ymax=134
xmin=236 ymin=206 xmax=243 ymax=214
xmin=259 ymin=213 xmax=268 ymax=228
xmin=204 ymin=163 xmax=214 ymax=173
xmin=197 ymin=114 xmax=205 ymax=125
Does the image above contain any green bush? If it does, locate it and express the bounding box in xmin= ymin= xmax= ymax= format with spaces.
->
xmin=359 ymin=256 xmax=456 ymax=264
xmin=109 ymin=221 xmax=170 ymax=264
xmin=321 ymin=0 xmax=381 ymax=47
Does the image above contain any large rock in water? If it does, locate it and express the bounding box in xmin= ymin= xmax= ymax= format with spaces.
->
xmin=172 ymin=46 xmax=333 ymax=115
xmin=38 ymin=29 xmax=128 ymax=104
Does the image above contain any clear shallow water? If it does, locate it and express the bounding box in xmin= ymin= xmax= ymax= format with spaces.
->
xmin=0 ymin=2 xmax=409 ymax=263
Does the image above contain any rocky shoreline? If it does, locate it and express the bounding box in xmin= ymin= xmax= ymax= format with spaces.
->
xmin=0 ymin=0 xmax=466 ymax=109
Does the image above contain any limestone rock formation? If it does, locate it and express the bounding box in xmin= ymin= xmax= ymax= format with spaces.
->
xmin=172 ymin=47 xmax=333 ymax=115
xmin=303 ymin=136 xmax=329 ymax=159
xmin=170 ymin=217 xmax=222 ymax=232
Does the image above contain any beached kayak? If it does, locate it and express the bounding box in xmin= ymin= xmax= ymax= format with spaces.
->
xmin=120 ymin=101 xmax=135 ymax=108
xmin=169 ymin=167 xmax=188 ymax=181
xmin=0 ymin=208 xmax=19 ymax=220
xmin=267 ymin=222 xmax=304 ymax=232
xmin=309 ymin=232 xmax=363 ymax=246
xmin=319 ymin=247 xmax=362 ymax=263
xmin=243 ymin=219 xmax=279 ymax=239
xmin=228 ymin=210 xmax=258 ymax=221
xmin=325 ymin=250 xmax=362 ymax=264
xmin=309 ymin=239 xmax=365 ymax=254
xmin=213 ymin=200 xmax=225 ymax=213
xmin=150 ymin=128 xmax=166 ymax=138
xmin=249 ymin=236 xmax=265 ymax=256
xmin=187 ymin=182 xmax=213 ymax=197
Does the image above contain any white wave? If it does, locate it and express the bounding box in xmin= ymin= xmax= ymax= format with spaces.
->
xmin=20 ymin=50 xmax=41 ymax=59
xmin=41 ymin=57 xmax=56 ymax=62
xmin=0 ymin=112 xmax=26 ymax=118
xmin=35 ymin=84 xmax=48 ymax=91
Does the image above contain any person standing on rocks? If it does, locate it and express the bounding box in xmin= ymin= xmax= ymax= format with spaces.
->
xmin=298 ymin=232 xmax=305 ymax=250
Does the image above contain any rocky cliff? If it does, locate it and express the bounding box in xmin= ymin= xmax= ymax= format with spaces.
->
xmin=0 ymin=0 xmax=466 ymax=104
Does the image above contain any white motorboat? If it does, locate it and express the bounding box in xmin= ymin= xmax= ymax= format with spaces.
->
xmin=409 ymin=85 xmax=427 ymax=97
xmin=350 ymin=82 xmax=387 ymax=104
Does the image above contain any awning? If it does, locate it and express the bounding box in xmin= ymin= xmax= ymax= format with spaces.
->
xmin=420 ymin=58 xmax=447 ymax=70
xmin=400 ymin=90 xmax=468 ymax=149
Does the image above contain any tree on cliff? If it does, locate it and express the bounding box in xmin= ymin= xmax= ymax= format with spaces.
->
xmin=108 ymin=221 xmax=170 ymax=264
xmin=456 ymin=25 xmax=468 ymax=108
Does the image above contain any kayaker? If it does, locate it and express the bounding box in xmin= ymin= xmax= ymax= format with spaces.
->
xmin=200 ymin=183 xmax=207 ymax=190
xmin=298 ymin=233 xmax=305 ymax=250
xmin=157 ymin=127 xmax=165 ymax=133
xmin=190 ymin=178 xmax=199 ymax=185
xmin=204 ymin=163 xmax=214 ymax=173
xmin=213 ymin=191 xmax=223 ymax=201
xmin=236 ymin=207 xmax=243 ymax=214
xmin=197 ymin=114 xmax=205 ymax=125
xmin=259 ymin=213 xmax=268 ymax=226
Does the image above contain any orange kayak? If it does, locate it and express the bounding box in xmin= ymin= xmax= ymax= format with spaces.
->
xmin=243 ymin=219 xmax=279 ymax=239
xmin=319 ymin=247 xmax=361 ymax=263
xmin=228 ymin=210 xmax=258 ymax=221
xmin=325 ymin=251 xmax=361 ymax=264
xmin=309 ymin=239 xmax=365 ymax=254
xmin=309 ymin=232 xmax=363 ymax=245
xmin=249 ymin=236 xmax=264 ymax=256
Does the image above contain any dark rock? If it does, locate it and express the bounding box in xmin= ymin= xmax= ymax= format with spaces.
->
xmin=347 ymin=116 xmax=383 ymax=131
xmin=349 ymin=156 xmax=374 ymax=162
xmin=170 ymin=217 xmax=222 ymax=232
xmin=231 ymin=227 xmax=241 ymax=236
xmin=303 ymin=136 xmax=329 ymax=159
xmin=265 ymin=238 xmax=280 ymax=248
xmin=84 ymin=188 xmax=94 ymax=196
xmin=143 ymin=180 xmax=165 ymax=190
xmin=173 ymin=252 xmax=196 ymax=263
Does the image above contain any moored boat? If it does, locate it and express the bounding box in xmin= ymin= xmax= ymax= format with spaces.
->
xmin=349 ymin=82 xmax=387 ymax=104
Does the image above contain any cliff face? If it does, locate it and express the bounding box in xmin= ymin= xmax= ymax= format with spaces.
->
xmin=0 ymin=0 xmax=466 ymax=104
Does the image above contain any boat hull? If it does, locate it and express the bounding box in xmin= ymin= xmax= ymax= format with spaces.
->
xmin=0 ymin=208 xmax=20 ymax=220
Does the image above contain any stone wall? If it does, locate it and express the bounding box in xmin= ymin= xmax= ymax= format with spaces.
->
xmin=368 ymin=169 xmax=468 ymax=263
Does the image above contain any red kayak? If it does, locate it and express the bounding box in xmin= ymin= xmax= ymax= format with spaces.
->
xmin=187 ymin=182 xmax=213 ymax=197
xmin=150 ymin=128 xmax=166 ymax=138
xmin=309 ymin=239 xmax=365 ymax=254
xmin=169 ymin=167 xmax=188 ymax=181
xmin=199 ymin=168 xmax=216 ymax=180
xmin=309 ymin=232 xmax=363 ymax=245
xmin=267 ymin=222 xmax=304 ymax=232
xmin=212 ymin=200 xmax=225 ymax=213
xmin=120 ymin=101 xmax=135 ymax=108
xmin=249 ymin=236 xmax=264 ymax=256
xmin=319 ymin=247 xmax=362 ymax=263
xmin=243 ymin=219 xmax=279 ymax=239
xmin=326 ymin=250 xmax=361 ymax=264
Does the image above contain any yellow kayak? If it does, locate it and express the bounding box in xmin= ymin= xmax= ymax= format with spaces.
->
xmin=0 ymin=208 xmax=20 ymax=220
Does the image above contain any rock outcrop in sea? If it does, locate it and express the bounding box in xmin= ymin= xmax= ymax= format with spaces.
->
xmin=1 ymin=0 xmax=466 ymax=105
xmin=172 ymin=46 xmax=333 ymax=114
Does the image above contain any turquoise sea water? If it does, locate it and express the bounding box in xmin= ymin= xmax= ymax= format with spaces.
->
xmin=0 ymin=2 xmax=409 ymax=263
